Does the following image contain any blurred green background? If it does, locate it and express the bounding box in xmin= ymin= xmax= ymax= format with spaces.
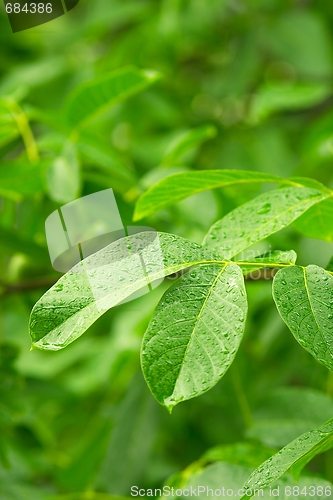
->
xmin=1 ymin=0 xmax=333 ymax=498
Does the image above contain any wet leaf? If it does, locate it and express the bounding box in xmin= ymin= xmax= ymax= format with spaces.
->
xmin=204 ymin=187 xmax=326 ymax=258
xmin=241 ymin=419 xmax=333 ymax=496
xmin=141 ymin=263 xmax=247 ymax=411
xmin=29 ymin=233 xmax=219 ymax=351
xmin=273 ymin=265 xmax=333 ymax=371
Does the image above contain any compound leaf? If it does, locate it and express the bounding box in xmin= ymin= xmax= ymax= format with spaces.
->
xmin=66 ymin=66 xmax=161 ymax=129
xmin=273 ymin=265 xmax=333 ymax=371
xmin=203 ymin=187 xmax=326 ymax=258
xmin=29 ymin=233 xmax=219 ymax=351
xmin=141 ymin=263 xmax=247 ymax=411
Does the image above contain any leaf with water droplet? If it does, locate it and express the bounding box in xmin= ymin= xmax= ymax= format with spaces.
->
xmin=273 ymin=265 xmax=333 ymax=372
xmin=141 ymin=263 xmax=247 ymax=411
xmin=29 ymin=233 xmax=220 ymax=351
xmin=204 ymin=187 xmax=327 ymax=259
xmin=241 ymin=418 xmax=333 ymax=498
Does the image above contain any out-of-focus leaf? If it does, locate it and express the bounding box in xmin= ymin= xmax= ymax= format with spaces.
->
xmin=141 ymin=263 xmax=247 ymax=411
xmin=97 ymin=374 xmax=158 ymax=494
xmin=78 ymin=139 xmax=136 ymax=193
xmin=29 ymin=233 xmax=217 ymax=351
xmin=66 ymin=67 xmax=161 ymax=129
xmin=293 ymin=197 xmax=333 ymax=241
xmin=201 ymin=442 xmax=276 ymax=469
xmin=246 ymin=387 xmax=333 ymax=448
xmin=203 ymin=187 xmax=327 ymax=258
xmin=46 ymin=142 xmax=81 ymax=204
xmin=273 ymin=265 xmax=333 ymax=371
xmin=241 ymin=419 xmax=333 ymax=496
xmin=267 ymin=11 xmax=333 ymax=78
xmin=161 ymin=125 xmax=217 ymax=166
xmin=249 ymin=82 xmax=331 ymax=123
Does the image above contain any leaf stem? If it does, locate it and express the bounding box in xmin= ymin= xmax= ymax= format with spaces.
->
xmin=5 ymin=99 xmax=39 ymax=162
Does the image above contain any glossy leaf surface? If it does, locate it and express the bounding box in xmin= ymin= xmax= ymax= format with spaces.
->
xmin=273 ymin=265 xmax=333 ymax=371
xmin=141 ymin=263 xmax=247 ymax=411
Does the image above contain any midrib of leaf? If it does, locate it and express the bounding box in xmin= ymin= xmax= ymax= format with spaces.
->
xmin=302 ymin=266 xmax=332 ymax=353
xmin=172 ymin=263 xmax=228 ymax=392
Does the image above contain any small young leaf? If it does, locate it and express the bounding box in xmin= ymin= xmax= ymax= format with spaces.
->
xmin=242 ymin=418 xmax=333 ymax=496
xmin=29 ymin=233 xmax=219 ymax=351
xmin=161 ymin=125 xmax=217 ymax=166
xmin=66 ymin=67 xmax=161 ymax=129
xmin=273 ymin=265 xmax=333 ymax=371
xmin=141 ymin=263 xmax=247 ymax=411
xmin=203 ymin=187 xmax=326 ymax=258
xmin=134 ymin=170 xmax=288 ymax=220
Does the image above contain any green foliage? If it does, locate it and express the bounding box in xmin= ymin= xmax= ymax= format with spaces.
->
xmin=3 ymin=0 xmax=333 ymax=497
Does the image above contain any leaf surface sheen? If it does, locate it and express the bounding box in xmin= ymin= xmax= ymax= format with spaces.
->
xmin=273 ymin=265 xmax=333 ymax=371
xmin=29 ymin=233 xmax=220 ymax=351
xmin=203 ymin=187 xmax=326 ymax=258
xmin=141 ymin=263 xmax=247 ymax=411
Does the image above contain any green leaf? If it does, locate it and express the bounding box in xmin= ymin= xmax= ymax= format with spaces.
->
xmin=66 ymin=66 xmax=161 ymax=129
xmin=293 ymin=196 xmax=333 ymax=241
xmin=201 ymin=442 xmax=276 ymax=469
xmin=249 ymin=82 xmax=330 ymax=123
xmin=134 ymin=170 xmax=290 ymax=220
xmin=141 ymin=263 xmax=247 ymax=411
xmin=78 ymin=139 xmax=136 ymax=193
xmin=46 ymin=142 xmax=81 ymax=204
xmin=242 ymin=419 xmax=333 ymax=496
xmin=161 ymin=125 xmax=217 ymax=166
xmin=176 ymin=460 xmax=333 ymax=500
xmin=97 ymin=374 xmax=157 ymax=494
xmin=29 ymin=233 xmax=218 ymax=351
xmin=203 ymin=187 xmax=326 ymax=258
xmin=273 ymin=265 xmax=333 ymax=371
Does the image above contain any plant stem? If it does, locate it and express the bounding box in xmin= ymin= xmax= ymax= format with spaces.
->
xmin=6 ymin=100 xmax=39 ymax=162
